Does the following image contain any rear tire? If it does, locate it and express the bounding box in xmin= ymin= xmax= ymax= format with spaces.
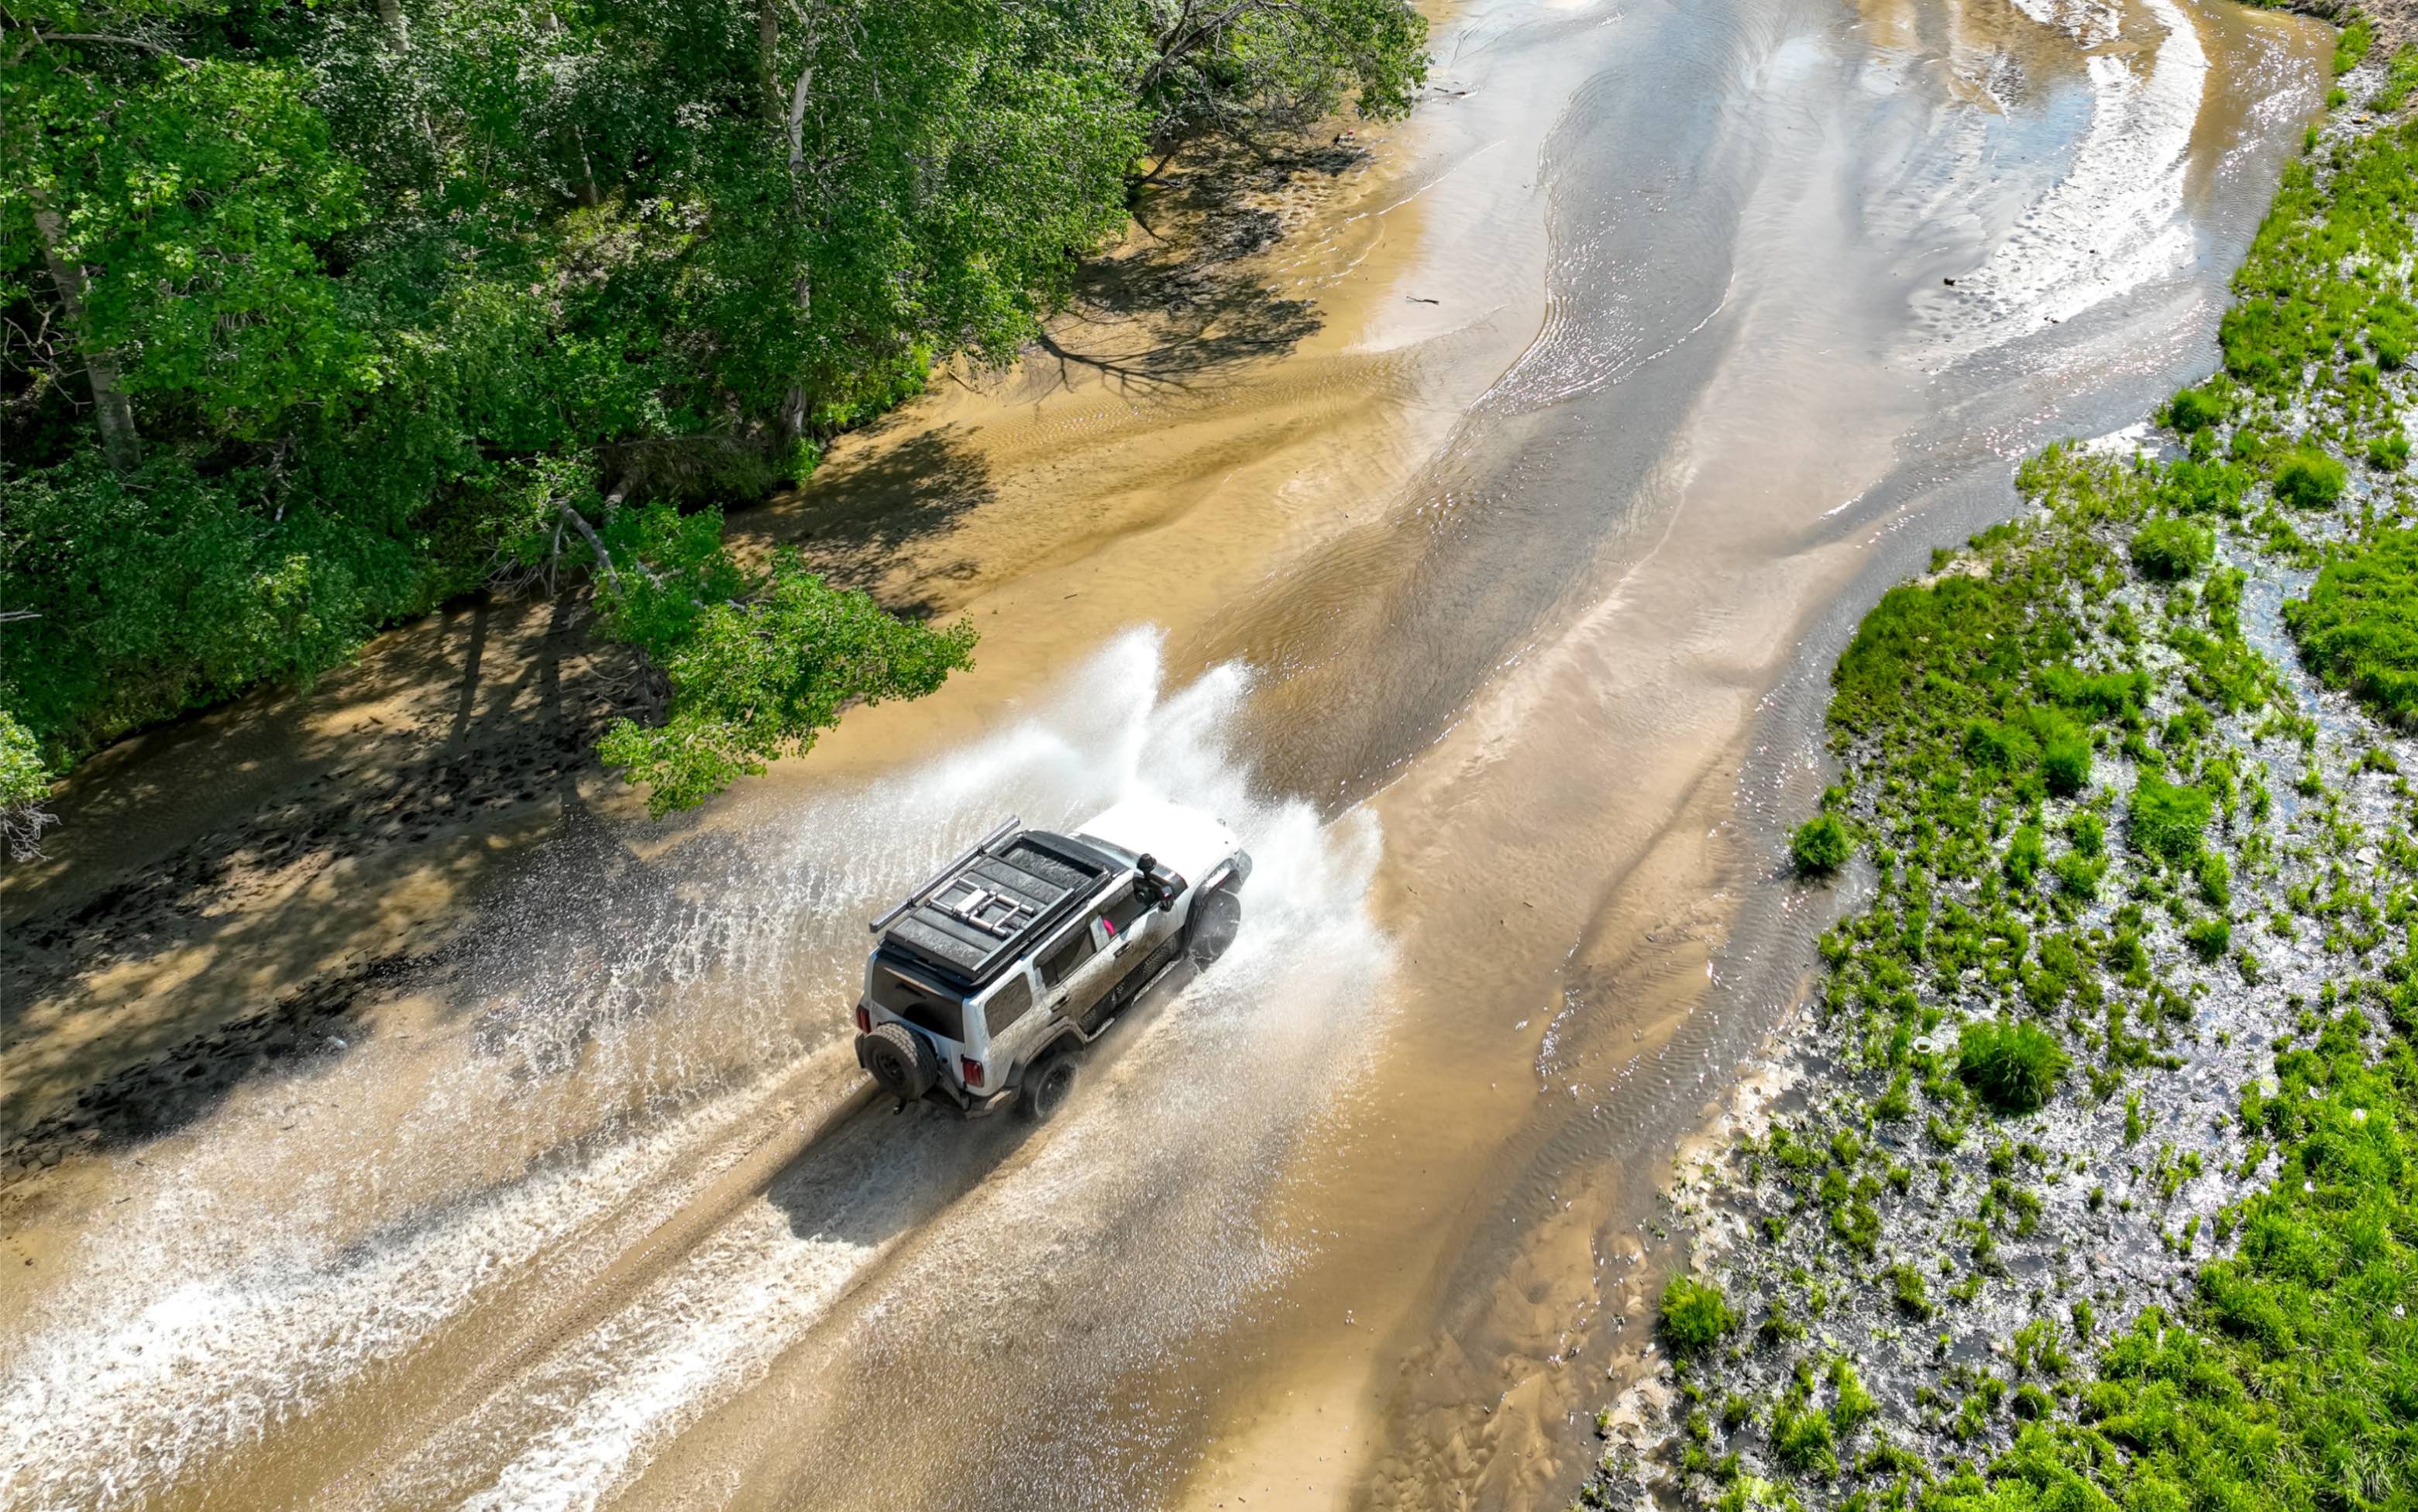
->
xmin=1018 ymin=1051 xmax=1081 ymax=1123
xmin=1188 ymin=883 xmax=1243 ymax=967
xmin=861 ymin=1022 xmax=937 ymax=1101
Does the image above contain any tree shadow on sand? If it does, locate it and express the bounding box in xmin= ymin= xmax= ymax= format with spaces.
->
xmin=0 ymin=588 xmax=664 ymax=1177
xmin=758 ymin=427 xmax=999 ymax=620
xmin=1023 ymin=143 xmax=1369 ymax=399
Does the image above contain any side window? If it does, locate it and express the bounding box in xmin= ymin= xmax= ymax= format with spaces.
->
xmin=1102 ymin=884 xmax=1150 ymax=937
xmin=1038 ymin=926 xmax=1095 ymax=987
xmin=985 ymin=972 xmax=1034 ymax=1035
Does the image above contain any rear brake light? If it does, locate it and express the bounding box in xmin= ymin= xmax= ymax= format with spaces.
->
xmin=961 ymin=1057 xmax=985 ymax=1088
xmin=855 ymin=1005 xmax=871 ymax=1033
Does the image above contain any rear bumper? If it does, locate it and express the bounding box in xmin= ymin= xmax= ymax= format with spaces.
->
xmin=927 ymin=1070 xmax=1016 ymax=1118
xmin=854 ymin=1031 xmax=1014 ymax=1117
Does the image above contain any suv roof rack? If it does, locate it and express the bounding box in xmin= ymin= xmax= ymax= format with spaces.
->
xmin=872 ymin=820 xmax=1123 ymax=990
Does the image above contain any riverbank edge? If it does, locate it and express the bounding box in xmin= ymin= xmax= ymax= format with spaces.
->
xmin=1577 ymin=33 xmax=2418 ymax=1512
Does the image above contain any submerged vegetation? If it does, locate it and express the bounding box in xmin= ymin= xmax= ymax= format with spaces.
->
xmin=1606 ymin=40 xmax=2418 ymax=1512
xmin=0 ymin=0 xmax=1428 ymax=827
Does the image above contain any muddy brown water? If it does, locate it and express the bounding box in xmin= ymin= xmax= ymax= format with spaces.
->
xmin=0 ymin=0 xmax=2328 ymax=1508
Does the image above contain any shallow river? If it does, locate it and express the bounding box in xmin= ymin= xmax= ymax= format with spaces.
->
xmin=0 ymin=0 xmax=2327 ymax=1507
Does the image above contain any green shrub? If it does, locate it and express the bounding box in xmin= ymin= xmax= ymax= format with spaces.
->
xmin=1660 ymin=1275 xmax=1737 ymax=1361
xmin=1958 ymin=1019 xmax=2067 ymax=1115
xmin=2186 ymin=916 xmax=2231 ymax=962
xmin=2273 ymin=449 xmax=2348 ymax=509
xmin=2130 ymin=773 xmax=2213 ymax=866
xmin=2165 ymin=387 xmax=2227 ymax=434
xmin=2041 ymin=730 xmax=2093 ymax=795
xmin=2067 ymin=811 xmax=2105 ymax=857
xmin=2131 ymin=518 xmax=2213 ymax=581
xmin=1792 ymin=813 xmax=1852 ymax=875
xmin=2370 ymin=432 xmax=2411 ymax=472
xmin=2038 ymin=665 xmax=2148 ymax=722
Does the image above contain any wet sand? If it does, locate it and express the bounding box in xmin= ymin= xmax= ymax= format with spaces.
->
xmin=0 ymin=0 xmax=2330 ymax=1508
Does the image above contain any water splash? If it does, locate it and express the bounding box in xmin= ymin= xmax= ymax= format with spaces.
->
xmin=0 ymin=629 xmax=1389 ymax=1512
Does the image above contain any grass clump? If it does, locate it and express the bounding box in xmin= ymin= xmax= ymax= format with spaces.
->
xmin=1769 ymin=1400 xmax=1837 ymax=1476
xmin=2130 ymin=518 xmax=2213 ymax=581
xmin=2334 ymin=11 xmax=2372 ymax=76
xmin=2163 ymin=385 xmax=2227 ymax=433
xmin=2130 ymin=772 xmax=2213 ymax=867
xmin=2286 ymin=527 xmax=2418 ymax=727
xmin=1889 ymin=1262 xmax=1932 ymax=1319
xmin=2186 ymin=915 xmax=2232 ymax=962
xmin=1791 ymin=813 xmax=1852 ymax=875
xmin=1660 ymin=1275 xmax=1737 ymax=1362
xmin=2272 ymin=448 xmax=2347 ymax=509
xmin=1957 ymin=1019 xmax=2067 ymax=1115
xmin=2041 ymin=725 xmax=2093 ymax=796
xmin=2376 ymin=43 xmax=2418 ymax=113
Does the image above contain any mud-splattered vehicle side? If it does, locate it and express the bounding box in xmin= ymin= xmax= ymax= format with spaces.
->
xmin=851 ymin=799 xmax=1250 ymax=1122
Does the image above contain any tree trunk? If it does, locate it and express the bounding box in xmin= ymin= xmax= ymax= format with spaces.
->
xmin=757 ymin=0 xmax=779 ymax=122
xmin=784 ymin=63 xmax=815 ymax=178
xmin=30 ymin=198 xmax=140 ymax=473
xmin=377 ymin=0 xmax=410 ymax=50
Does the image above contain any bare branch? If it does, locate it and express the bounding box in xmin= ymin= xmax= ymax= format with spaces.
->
xmin=29 ymin=30 xmax=198 ymax=63
xmin=556 ymin=498 xmax=622 ymax=592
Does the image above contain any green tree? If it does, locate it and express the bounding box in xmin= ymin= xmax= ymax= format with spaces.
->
xmin=2 ymin=0 xmax=1431 ymax=813
xmin=0 ymin=709 xmax=56 ymax=858
xmin=1134 ymin=0 xmax=1428 ymax=168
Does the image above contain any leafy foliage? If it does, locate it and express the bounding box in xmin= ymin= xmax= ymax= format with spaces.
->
xmin=597 ymin=548 xmax=977 ymax=814
xmin=0 ymin=710 xmax=56 ymax=858
xmin=1 ymin=0 xmax=1429 ymax=801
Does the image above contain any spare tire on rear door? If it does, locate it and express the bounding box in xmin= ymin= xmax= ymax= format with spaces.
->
xmin=860 ymin=1022 xmax=939 ymax=1100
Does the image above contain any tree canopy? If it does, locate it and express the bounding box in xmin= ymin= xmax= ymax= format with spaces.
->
xmin=1 ymin=0 xmax=1426 ymax=830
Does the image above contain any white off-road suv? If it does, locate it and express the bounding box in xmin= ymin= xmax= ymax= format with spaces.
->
xmin=851 ymin=799 xmax=1250 ymax=1122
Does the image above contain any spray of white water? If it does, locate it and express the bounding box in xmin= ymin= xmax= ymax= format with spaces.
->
xmin=0 ymin=629 xmax=1388 ymax=1512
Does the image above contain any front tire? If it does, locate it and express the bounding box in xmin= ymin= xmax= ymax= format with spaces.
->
xmin=1187 ymin=883 xmax=1243 ymax=967
xmin=1017 ymin=1051 xmax=1081 ymax=1123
